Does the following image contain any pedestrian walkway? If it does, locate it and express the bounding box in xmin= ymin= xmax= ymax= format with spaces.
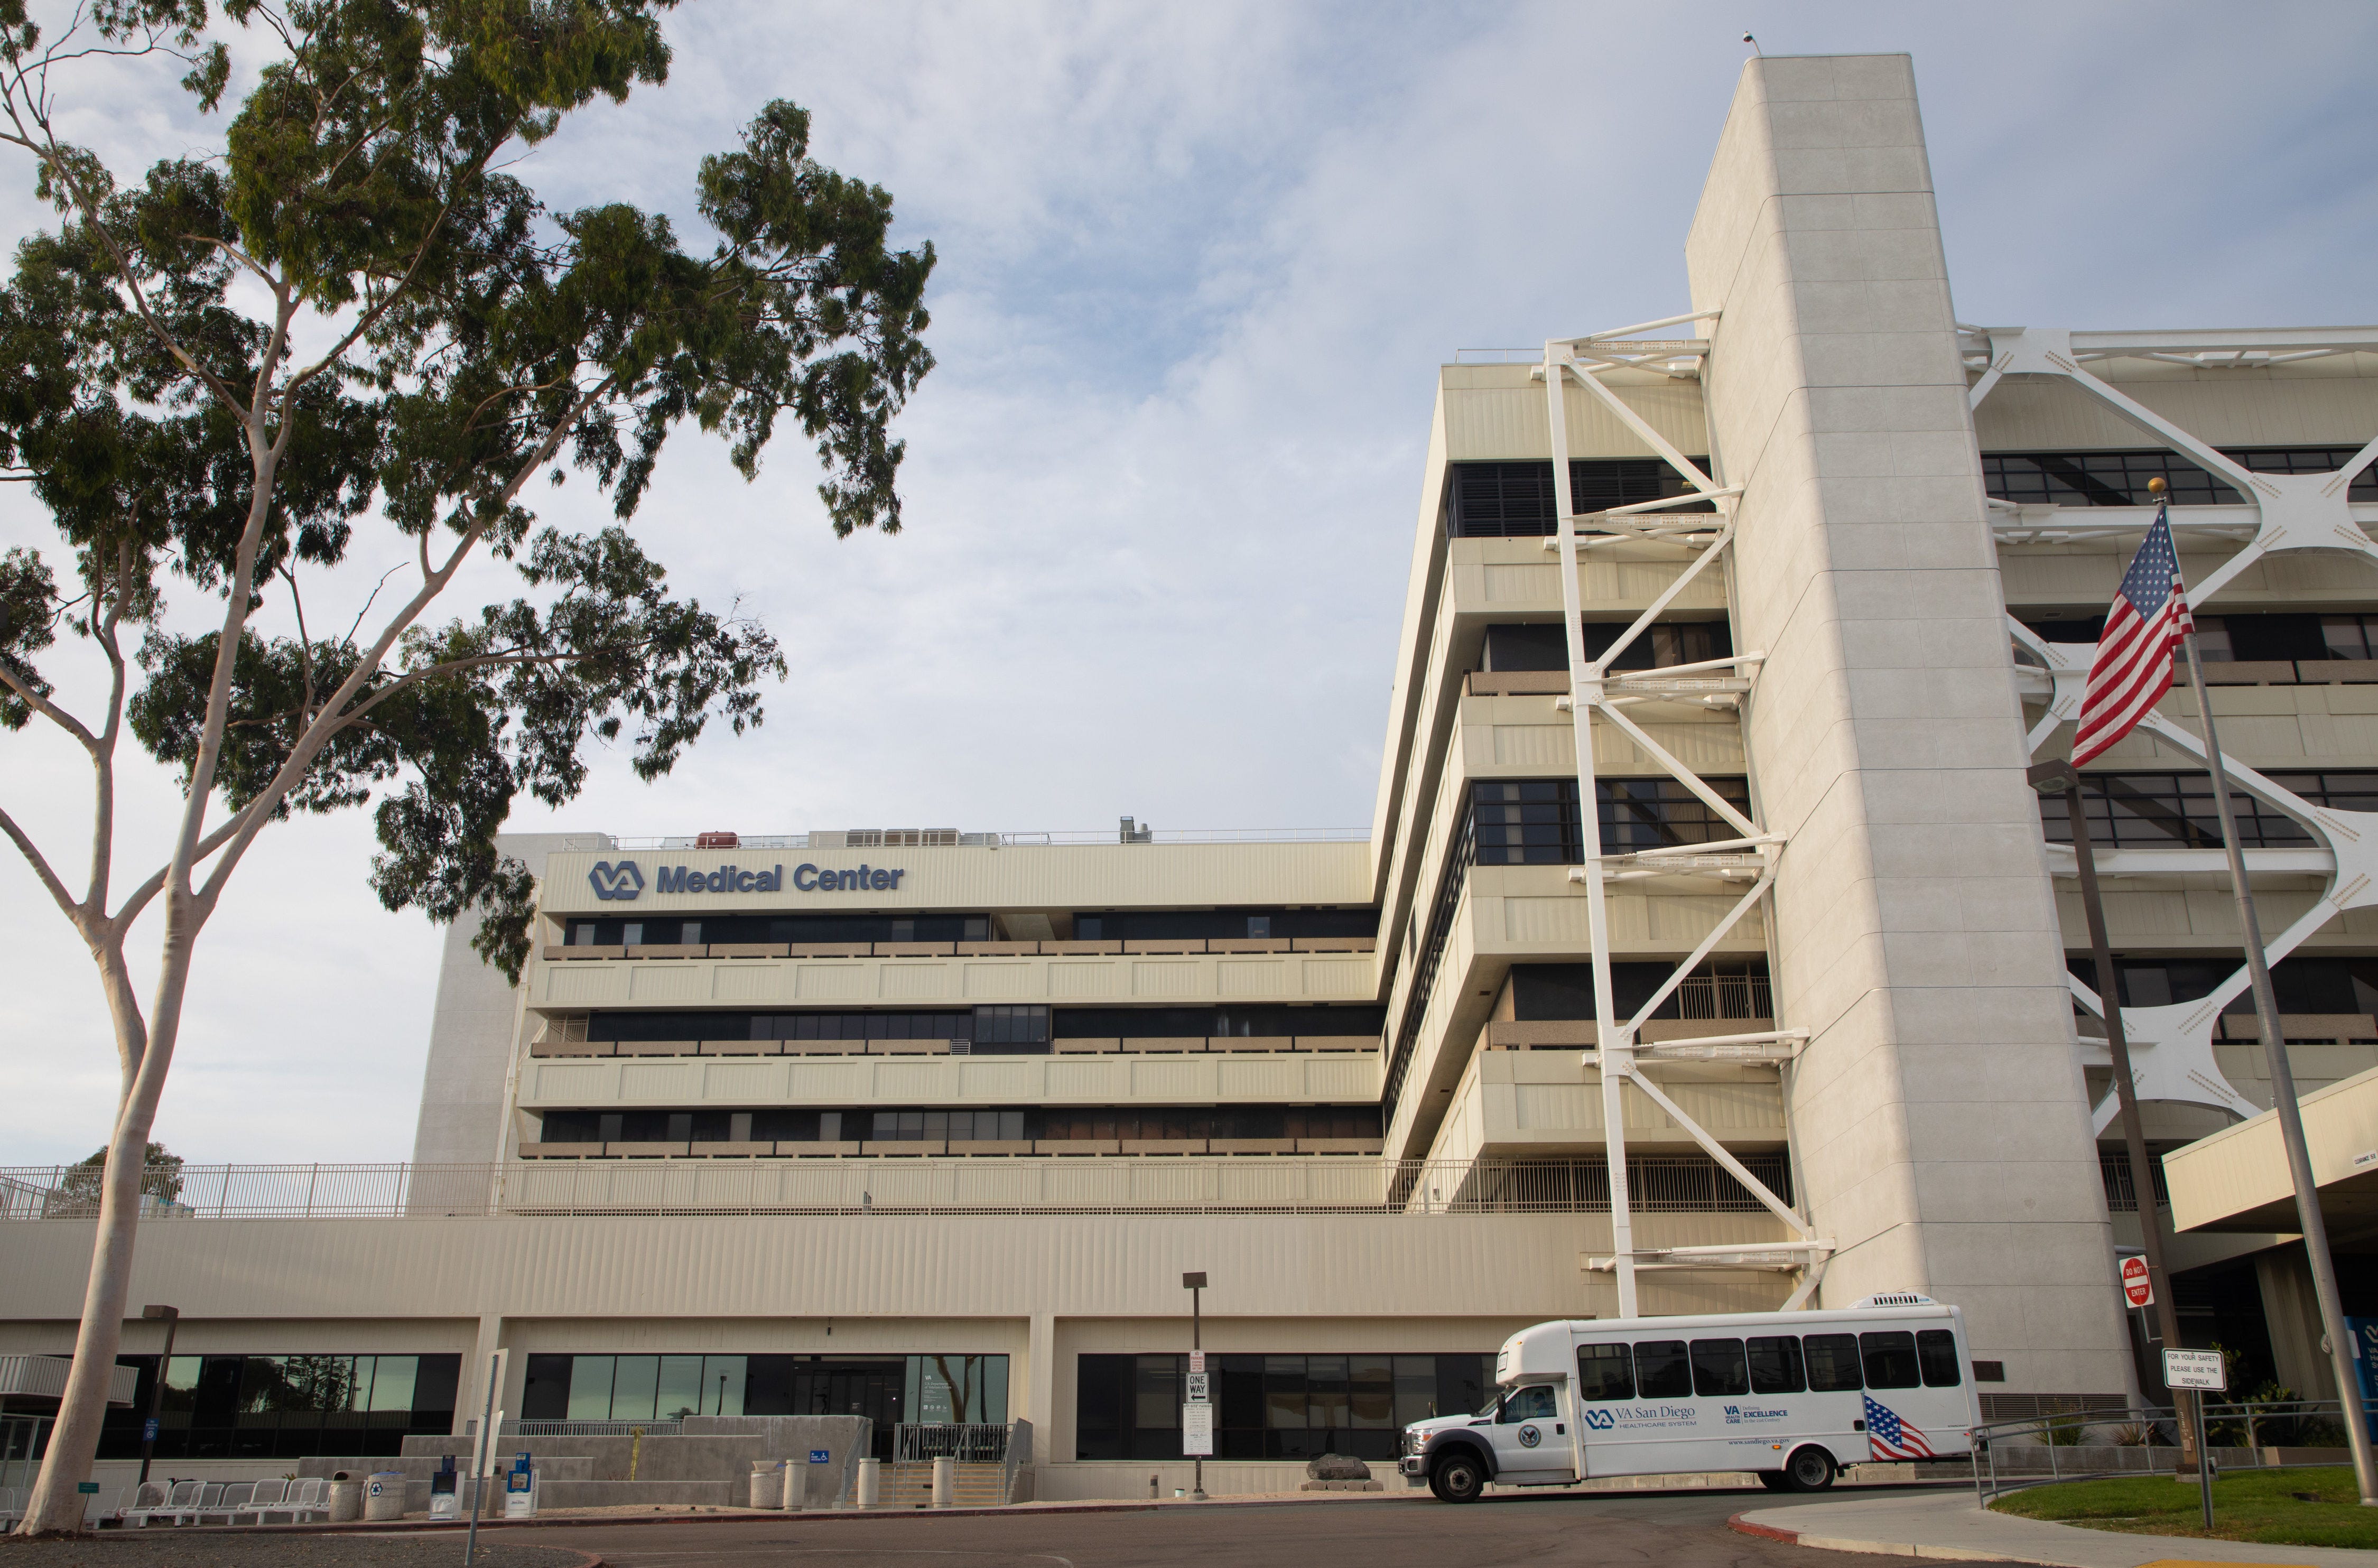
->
xmin=1733 ymin=1487 xmax=2378 ymax=1567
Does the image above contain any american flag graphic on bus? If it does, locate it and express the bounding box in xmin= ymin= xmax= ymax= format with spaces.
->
xmin=1863 ymin=1394 xmax=1935 ymax=1460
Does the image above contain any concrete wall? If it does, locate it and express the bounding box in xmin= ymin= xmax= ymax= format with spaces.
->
xmin=1682 ymin=53 xmax=2131 ymax=1397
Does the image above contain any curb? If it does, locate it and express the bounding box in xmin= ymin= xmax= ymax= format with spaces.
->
xmin=1725 ymin=1510 xmax=2058 ymax=1564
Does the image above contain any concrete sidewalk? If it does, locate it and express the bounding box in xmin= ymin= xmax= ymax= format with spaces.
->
xmin=1733 ymin=1487 xmax=2378 ymax=1566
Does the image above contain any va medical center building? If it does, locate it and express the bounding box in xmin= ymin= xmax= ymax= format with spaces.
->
xmin=10 ymin=54 xmax=2378 ymax=1499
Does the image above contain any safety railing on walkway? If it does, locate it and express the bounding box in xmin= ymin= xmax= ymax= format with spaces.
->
xmin=1970 ymin=1398 xmax=2354 ymax=1502
xmin=0 ymin=1156 xmax=1790 ymax=1220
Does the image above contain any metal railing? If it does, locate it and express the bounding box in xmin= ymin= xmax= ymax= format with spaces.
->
xmin=465 ymin=1418 xmax=684 ymax=1438
xmin=0 ymin=1157 xmax=1791 ymax=1220
xmin=1970 ymin=1399 xmax=2354 ymax=1502
xmin=895 ymin=1423 xmax=1009 ymax=1463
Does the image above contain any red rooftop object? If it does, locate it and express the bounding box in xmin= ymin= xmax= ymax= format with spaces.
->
xmin=694 ymin=831 xmax=740 ymax=848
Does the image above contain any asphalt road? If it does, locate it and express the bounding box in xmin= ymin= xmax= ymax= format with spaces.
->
xmin=513 ymin=1484 xmax=1946 ymax=1568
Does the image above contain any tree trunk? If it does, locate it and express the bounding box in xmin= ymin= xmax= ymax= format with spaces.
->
xmin=13 ymin=922 xmax=192 ymax=1536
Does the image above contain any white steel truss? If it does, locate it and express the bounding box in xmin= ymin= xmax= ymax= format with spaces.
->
xmin=1537 ymin=323 xmax=1833 ymax=1318
xmin=1981 ymin=327 xmax=2378 ymax=1133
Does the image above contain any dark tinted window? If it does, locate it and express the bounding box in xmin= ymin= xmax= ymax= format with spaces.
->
xmin=1576 ymin=1344 xmax=1634 ymax=1402
xmin=1689 ymin=1339 xmax=1749 ymax=1398
xmin=1501 ymin=1386 xmax=1558 ymax=1422
xmin=1632 ymin=1341 xmax=1692 ymax=1399
xmin=1746 ymin=1336 xmax=1804 ymax=1395
xmin=1803 ymin=1334 xmax=1862 ymax=1393
xmin=1860 ymin=1331 xmax=1921 ymax=1390
xmin=1917 ymin=1330 xmax=1962 ymax=1388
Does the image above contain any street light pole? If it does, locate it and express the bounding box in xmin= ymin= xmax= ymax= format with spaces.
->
xmin=1183 ymin=1272 xmax=1207 ymax=1501
xmin=136 ymin=1305 xmax=179 ymax=1487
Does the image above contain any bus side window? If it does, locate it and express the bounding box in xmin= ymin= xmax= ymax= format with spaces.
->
xmin=1632 ymin=1341 xmax=1692 ymax=1398
xmin=1860 ymin=1331 xmax=1921 ymax=1389
xmin=1577 ymin=1343 xmax=1636 ymax=1402
xmin=1803 ymin=1333 xmax=1862 ymax=1392
xmin=1689 ymin=1339 xmax=1749 ymax=1398
xmin=1746 ymin=1335 xmax=1805 ymax=1395
xmin=1916 ymin=1329 xmax=1962 ymax=1387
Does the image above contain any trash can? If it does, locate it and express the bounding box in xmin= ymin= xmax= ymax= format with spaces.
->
xmin=748 ymin=1461 xmax=782 ymax=1509
xmin=328 ymin=1471 xmax=363 ymax=1523
xmin=363 ymin=1471 xmax=406 ymax=1521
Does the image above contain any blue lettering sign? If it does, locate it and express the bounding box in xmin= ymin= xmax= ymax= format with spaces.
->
xmin=616 ymin=860 xmax=898 ymax=898
xmin=809 ymin=1450 xmax=830 ymax=1464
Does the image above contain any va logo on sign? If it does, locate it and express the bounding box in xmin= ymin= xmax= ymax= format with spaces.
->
xmin=1582 ymin=1409 xmax=1614 ymax=1431
xmin=588 ymin=861 xmax=645 ymax=901
xmin=1517 ymin=1424 xmax=1541 ymax=1448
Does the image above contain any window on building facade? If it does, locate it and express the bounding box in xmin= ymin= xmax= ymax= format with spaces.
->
xmin=96 ymin=1354 xmax=460 ymax=1460
xmin=519 ymin=1353 xmax=1006 ymax=1459
xmin=2036 ymin=770 xmax=2378 ymax=850
xmin=1075 ymin=1352 xmax=1488 ymax=1461
xmin=1446 ymin=460 xmax=1717 ymax=539
xmin=1983 ymin=446 xmax=2378 ymax=508
xmin=1067 ymin=908 xmax=1377 ymax=942
xmin=2021 ymin=612 xmax=2378 ymax=665
xmin=1482 ymin=620 xmax=1733 ymax=674
xmin=2068 ymin=953 xmax=2378 ymax=1016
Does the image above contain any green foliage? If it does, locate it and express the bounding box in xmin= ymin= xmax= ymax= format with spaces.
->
xmin=0 ymin=1 xmax=933 ymax=976
xmin=2038 ymin=1400 xmax=2092 ymax=1446
xmin=59 ymin=1141 xmax=184 ymax=1203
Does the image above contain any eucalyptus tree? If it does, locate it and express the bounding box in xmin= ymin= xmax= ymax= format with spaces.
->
xmin=0 ymin=0 xmax=932 ymax=1532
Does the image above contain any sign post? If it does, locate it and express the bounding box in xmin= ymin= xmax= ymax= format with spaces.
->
xmin=2165 ymin=1348 xmax=2226 ymax=1530
xmin=1182 ymin=1273 xmax=1210 ymax=1500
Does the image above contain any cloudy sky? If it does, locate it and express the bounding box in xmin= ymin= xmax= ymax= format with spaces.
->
xmin=2 ymin=0 xmax=2374 ymax=1168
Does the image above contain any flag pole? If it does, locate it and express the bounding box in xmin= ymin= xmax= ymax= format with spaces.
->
xmin=2163 ymin=480 xmax=2378 ymax=1504
xmin=2027 ymin=758 xmax=2197 ymax=1473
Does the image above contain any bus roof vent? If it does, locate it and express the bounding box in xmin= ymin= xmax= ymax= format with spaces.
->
xmin=1853 ymin=1292 xmax=1937 ymax=1309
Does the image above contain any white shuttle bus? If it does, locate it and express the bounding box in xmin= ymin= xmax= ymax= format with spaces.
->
xmin=1399 ymin=1295 xmax=1982 ymax=1502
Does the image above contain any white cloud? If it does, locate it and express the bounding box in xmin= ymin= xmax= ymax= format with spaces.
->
xmin=2 ymin=0 xmax=2374 ymax=1165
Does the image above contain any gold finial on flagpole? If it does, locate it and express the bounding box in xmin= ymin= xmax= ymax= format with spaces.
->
xmin=2148 ymin=476 xmax=2168 ymax=495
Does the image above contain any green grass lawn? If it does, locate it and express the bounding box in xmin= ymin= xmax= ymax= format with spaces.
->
xmin=1990 ymin=1464 xmax=2378 ymax=1550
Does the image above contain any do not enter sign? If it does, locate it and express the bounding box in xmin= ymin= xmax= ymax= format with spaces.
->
xmin=2121 ymin=1255 xmax=2154 ymax=1309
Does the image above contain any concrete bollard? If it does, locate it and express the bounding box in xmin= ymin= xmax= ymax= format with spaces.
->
xmin=932 ymin=1455 xmax=955 ymax=1508
xmin=782 ymin=1459 xmax=802 ymax=1511
xmin=856 ymin=1455 xmax=881 ymax=1508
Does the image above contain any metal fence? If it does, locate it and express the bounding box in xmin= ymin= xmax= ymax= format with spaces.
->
xmin=0 ymin=1156 xmax=1788 ymax=1220
xmin=1970 ymin=1399 xmax=2355 ymax=1502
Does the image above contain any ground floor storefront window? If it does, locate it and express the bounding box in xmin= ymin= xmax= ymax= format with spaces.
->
xmin=95 ymin=1354 xmax=461 ymax=1460
xmin=1074 ymin=1353 xmax=1488 ymax=1461
xmin=519 ymin=1353 xmax=1008 ymax=1459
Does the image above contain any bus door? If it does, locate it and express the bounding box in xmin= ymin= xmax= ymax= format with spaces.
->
xmin=1485 ymin=1384 xmax=1571 ymax=1484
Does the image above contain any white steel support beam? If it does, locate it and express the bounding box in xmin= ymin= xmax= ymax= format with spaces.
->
xmin=1543 ymin=335 xmax=1832 ymax=1313
xmin=1546 ymin=342 xmax=1637 ymax=1319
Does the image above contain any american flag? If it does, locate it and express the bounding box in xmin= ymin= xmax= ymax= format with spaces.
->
xmin=1864 ymin=1394 xmax=1935 ymax=1460
xmin=2071 ymin=505 xmax=2194 ymax=768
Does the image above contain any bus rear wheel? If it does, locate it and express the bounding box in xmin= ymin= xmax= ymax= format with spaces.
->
xmin=1781 ymin=1446 xmax=1837 ymax=1492
xmin=1429 ymin=1452 xmax=1487 ymax=1504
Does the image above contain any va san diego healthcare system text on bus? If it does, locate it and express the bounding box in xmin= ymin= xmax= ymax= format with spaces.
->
xmin=1398 ymin=1296 xmax=1982 ymax=1502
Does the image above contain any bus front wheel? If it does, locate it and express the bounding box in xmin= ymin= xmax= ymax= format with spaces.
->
xmin=1429 ymin=1452 xmax=1487 ymax=1504
xmin=1781 ymin=1446 xmax=1837 ymax=1492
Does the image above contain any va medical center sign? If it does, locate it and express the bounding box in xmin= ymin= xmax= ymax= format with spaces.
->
xmin=587 ymin=860 xmax=907 ymax=902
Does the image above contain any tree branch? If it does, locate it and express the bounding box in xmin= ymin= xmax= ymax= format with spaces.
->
xmin=0 ymin=801 xmax=84 ymax=928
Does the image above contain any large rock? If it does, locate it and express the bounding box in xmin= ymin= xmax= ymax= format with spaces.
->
xmin=1305 ymin=1454 xmax=1370 ymax=1481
